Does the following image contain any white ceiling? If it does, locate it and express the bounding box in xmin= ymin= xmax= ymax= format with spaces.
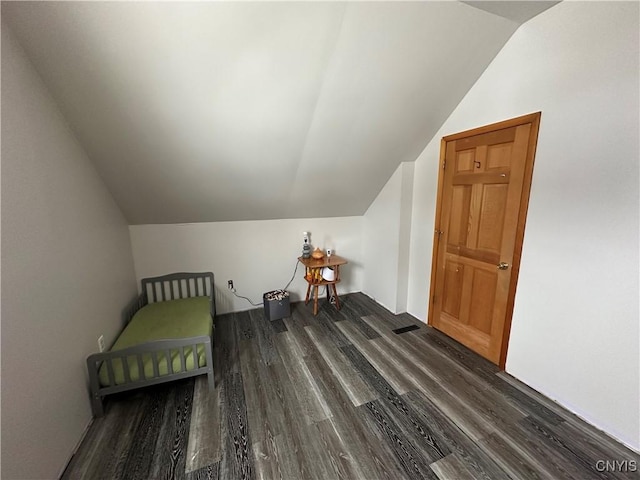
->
xmin=2 ymin=1 xmax=557 ymax=224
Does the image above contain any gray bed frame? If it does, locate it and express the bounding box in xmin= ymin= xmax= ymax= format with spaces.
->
xmin=86 ymin=272 xmax=215 ymax=417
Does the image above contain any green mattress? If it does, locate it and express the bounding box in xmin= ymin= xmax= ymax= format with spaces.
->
xmin=99 ymin=296 xmax=212 ymax=387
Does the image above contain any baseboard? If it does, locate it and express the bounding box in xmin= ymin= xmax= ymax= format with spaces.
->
xmin=57 ymin=415 xmax=94 ymax=479
xmin=498 ymin=371 xmax=640 ymax=455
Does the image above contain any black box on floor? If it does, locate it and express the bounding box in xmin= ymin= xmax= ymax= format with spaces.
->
xmin=263 ymin=290 xmax=291 ymax=321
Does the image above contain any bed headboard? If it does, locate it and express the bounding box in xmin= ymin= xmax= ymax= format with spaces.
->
xmin=141 ymin=272 xmax=215 ymax=317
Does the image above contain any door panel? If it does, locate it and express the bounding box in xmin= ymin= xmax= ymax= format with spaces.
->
xmin=455 ymin=149 xmax=476 ymax=173
xmin=468 ymin=269 xmax=497 ymax=334
xmin=486 ymin=142 xmax=513 ymax=170
xmin=448 ymin=185 xmax=472 ymax=246
xmin=477 ymin=184 xmax=508 ymax=253
xmin=442 ymin=261 xmax=464 ymax=318
xmin=429 ymin=113 xmax=540 ymax=366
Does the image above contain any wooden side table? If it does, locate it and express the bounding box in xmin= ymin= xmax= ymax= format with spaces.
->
xmin=298 ymin=255 xmax=348 ymax=316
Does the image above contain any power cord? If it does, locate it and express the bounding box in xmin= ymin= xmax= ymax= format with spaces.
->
xmin=231 ymin=259 xmax=302 ymax=308
xmin=230 ymin=288 xmax=262 ymax=307
xmin=282 ymin=259 xmax=300 ymax=291
xmin=329 ymin=292 xmax=336 ymax=305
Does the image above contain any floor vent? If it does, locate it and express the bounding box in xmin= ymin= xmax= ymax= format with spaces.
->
xmin=392 ymin=325 xmax=420 ymax=334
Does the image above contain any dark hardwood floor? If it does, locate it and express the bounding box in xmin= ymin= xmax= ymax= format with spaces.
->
xmin=63 ymin=293 xmax=639 ymax=480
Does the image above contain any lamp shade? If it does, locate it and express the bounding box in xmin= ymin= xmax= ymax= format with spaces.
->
xmin=321 ymin=267 xmax=336 ymax=281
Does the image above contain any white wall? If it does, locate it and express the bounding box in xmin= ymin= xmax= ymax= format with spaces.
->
xmin=406 ymin=2 xmax=639 ymax=450
xmin=395 ymin=162 xmax=414 ymax=313
xmin=1 ymin=24 xmax=138 ymax=478
xmin=363 ymin=162 xmax=414 ymax=313
xmin=129 ymin=217 xmax=364 ymax=315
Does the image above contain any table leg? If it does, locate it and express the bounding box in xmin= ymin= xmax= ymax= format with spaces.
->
xmin=313 ymin=284 xmax=319 ymax=315
xmin=332 ymin=283 xmax=341 ymax=310
xmin=305 ymin=283 xmax=311 ymax=305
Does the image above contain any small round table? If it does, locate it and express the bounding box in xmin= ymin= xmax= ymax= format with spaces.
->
xmin=298 ymin=254 xmax=348 ymax=316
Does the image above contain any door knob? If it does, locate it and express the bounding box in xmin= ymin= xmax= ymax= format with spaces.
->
xmin=497 ymin=262 xmax=509 ymax=270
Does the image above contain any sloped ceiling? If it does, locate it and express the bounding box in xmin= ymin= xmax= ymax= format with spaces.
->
xmin=462 ymin=1 xmax=559 ymax=23
xmin=2 ymin=1 xmax=556 ymax=224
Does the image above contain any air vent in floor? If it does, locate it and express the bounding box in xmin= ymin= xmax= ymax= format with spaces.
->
xmin=392 ymin=325 xmax=420 ymax=334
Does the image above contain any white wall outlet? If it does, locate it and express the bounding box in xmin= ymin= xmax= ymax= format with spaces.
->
xmin=98 ymin=335 xmax=105 ymax=353
xmin=228 ymin=280 xmax=234 ymax=290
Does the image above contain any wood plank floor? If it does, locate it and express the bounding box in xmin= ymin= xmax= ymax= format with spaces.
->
xmin=63 ymin=293 xmax=639 ymax=480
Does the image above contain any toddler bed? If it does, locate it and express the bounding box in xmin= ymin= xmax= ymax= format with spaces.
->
xmin=86 ymin=272 xmax=215 ymax=416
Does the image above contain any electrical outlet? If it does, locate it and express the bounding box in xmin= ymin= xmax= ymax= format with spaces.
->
xmin=228 ymin=280 xmax=234 ymax=290
xmin=98 ymin=335 xmax=106 ymax=353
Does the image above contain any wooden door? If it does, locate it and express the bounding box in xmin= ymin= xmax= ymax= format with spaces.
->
xmin=429 ymin=113 xmax=541 ymax=367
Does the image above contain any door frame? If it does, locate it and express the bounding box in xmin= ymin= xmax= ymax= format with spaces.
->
xmin=427 ymin=112 xmax=541 ymax=368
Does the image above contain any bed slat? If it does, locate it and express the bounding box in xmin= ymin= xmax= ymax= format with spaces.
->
xmin=107 ymin=359 xmax=116 ymax=387
xmin=137 ymin=355 xmax=145 ymax=381
xmin=179 ymin=347 xmax=186 ymax=372
xmin=122 ymin=356 xmax=131 ymax=383
xmin=152 ymin=352 xmax=160 ymax=378
xmin=165 ymin=350 xmax=173 ymax=374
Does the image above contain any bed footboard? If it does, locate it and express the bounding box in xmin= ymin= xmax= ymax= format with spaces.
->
xmin=87 ymin=335 xmax=214 ymax=417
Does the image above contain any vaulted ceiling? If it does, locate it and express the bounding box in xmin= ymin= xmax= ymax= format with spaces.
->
xmin=2 ymin=1 xmax=558 ymax=224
